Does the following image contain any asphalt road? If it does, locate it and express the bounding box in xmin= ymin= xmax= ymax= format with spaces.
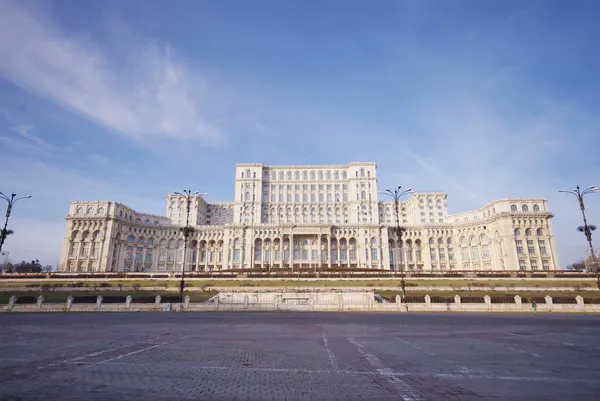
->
xmin=0 ymin=312 xmax=599 ymax=401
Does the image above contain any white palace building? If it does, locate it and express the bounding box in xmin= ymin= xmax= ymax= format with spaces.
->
xmin=59 ymin=162 xmax=560 ymax=272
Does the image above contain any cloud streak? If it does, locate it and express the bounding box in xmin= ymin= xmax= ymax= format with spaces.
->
xmin=0 ymin=0 xmax=223 ymax=144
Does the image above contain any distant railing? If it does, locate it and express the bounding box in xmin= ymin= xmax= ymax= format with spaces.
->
xmin=0 ymin=269 xmax=595 ymax=280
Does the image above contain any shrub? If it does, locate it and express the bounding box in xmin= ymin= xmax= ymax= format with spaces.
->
xmin=552 ymin=297 xmax=577 ymax=304
xmin=460 ymin=297 xmax=486 ymax=303
xmin=430 ymin=296 xmax=454 ymax=303
xmin=15 ymin=296 xmax=38 ymax=304
xmin=490 ymin=297 xmax=515 ymax=304
xmin=403 ymin=296 xmax=424 ymax=303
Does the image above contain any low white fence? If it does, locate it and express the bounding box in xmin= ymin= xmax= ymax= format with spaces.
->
xmin=1 ymin=293 xmax=600 ymax=313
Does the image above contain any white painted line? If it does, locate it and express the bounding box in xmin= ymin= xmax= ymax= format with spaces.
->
xmin=392 ymin=336 xmax=435 ymax=356
xmin=507 ymin=346 xmax=542 ymax=358
xmin=322 ymin=333 xmax=339 ymax=370
xmin=84 ymin=340 xmax=176 ymax=368
xmin=348 ymin=337 xmax=424 ymax=401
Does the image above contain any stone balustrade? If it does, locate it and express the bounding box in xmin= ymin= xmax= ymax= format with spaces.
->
xmin=1 ymin=293 xmax=599 ymax=313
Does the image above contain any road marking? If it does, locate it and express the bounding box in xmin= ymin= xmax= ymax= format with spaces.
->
xmin=507 ymin=346 xmax=542 ymax=358
xmin=348 ymin=337 xmax=424 ymax=401
xmin=392 ymin=336 xmax=435 ymax=356
xmin=322 ymin=333 xmax=339 ymax=370
xmin=84 ymin=340 xmax=176 ymax=368
xmin=96 ymin=362 xmax=600 ymax=385
xmin=38 ymin=336 xmax=170 ymax=370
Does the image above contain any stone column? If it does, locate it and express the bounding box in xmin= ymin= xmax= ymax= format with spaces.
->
xmin=195 ymin=241 xmax=200 ymax=272
xmin=204 ymin=243 xmax=209 ymax=271
xmin=290 ymin=234 xmax=294 ymax=269
xmin=545 ymin=295 xmax=553 ymax=312
xmin=328 ymin=235 xmax=332 ymax=268
xmin=514 ymin=295 xmax=522 ymax=310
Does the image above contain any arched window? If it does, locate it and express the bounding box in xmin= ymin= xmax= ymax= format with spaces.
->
xmin=511 ymin=204 xmax=517 ymax=212
xmin=334 ymin=171 xmax=339 ymax=180
xmin=469 ymin=235 xmax=476 ymax=243
xmin=361 ymin=191 xmax=366 ymax=200
xmin=318 ymin=171 xmax=324 ymax=180
xmin=86 ymin=207 xmax=93 ymax=215
xmin=319 ymin=194 xmax=324 ymax=202
xmin=97 ymin=207 xmax=105 ymax=215
xmin=536 ymin=228 xmax=543 ymax=236
xmin=271 ymin=172 xmax=277 ymax=180
xmin=525 ymin=228 xmax=532 ymax=236
xmin=294 ymin=171 xmax=300 ymax=180
xmin=246 ymin=169 xmax=251 ymax=178
xmin=342 ymin=171 xmax=347 ymax=180
xmin=286 ymin=171 xmax=292 ymax=180
xmin=147 ymin=238 xmax=154 ymax=245
xmin=533 ymin=204 xmax=540 ymax=212
xmin=76 ymin=207 xmax=83 ymax=215
xmin=279 ymin=172 xmax=284 ymax=180
xmin=360 ymin=168 xmax=365 ymax=177
xmin=245 ymin=192 xmax=250 ymax=201
xmin=447 ymin=238 xmax=452 ymax=245
xmin=302 ymin=171 xmax=307 ymax=180
xmin=429 ymin=238 xmax=435 ymax=245
xmin=438 ymin=238 xmax=444 ymax=245
xmin=326 ymin=171 xmax=331 ymax=180
xmin=145 ymin=219 xmax=150 ymax=224
xmin=127 ymin=235 xmax=135 ymax=243
xmin=514 ymin=228 xmax=521 ymax=237
xmin=522 ymin=205 xmax=529 ymax=212
xmin=480 ymin=234 xmax=487 ymax=243
xmin=310 ymin=171 xmax=315 ymax=180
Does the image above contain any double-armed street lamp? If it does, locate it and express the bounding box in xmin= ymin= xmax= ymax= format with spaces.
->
xmin=0 ymin=192 xmax=32 ymax=254
xmin=174 ymin=189 xmax=207 ymax=303
xmin=559 ymin=185 xmax=599 ymax=288
xmin=379 ymin=186 xmax=413 ymax=298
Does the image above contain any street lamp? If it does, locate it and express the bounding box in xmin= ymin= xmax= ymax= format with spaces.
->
xmin=173 ymin=190 xmax=204 ymax=303
xmin=0 ymin=192 xmax=32 ymax=254
xmin=379 ymin=186 xmax=413 ymax=298
xmin=559 ymin=185 xmax=599 ymax=288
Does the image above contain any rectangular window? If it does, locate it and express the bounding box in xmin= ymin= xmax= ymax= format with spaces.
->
xmin=461 ymin=247 xmax=469 ymax=260
xmin=430 ymin=249 xmax=437 ymax=261
xmin=81 ymin=243 xmax=90 ymax=257
xmin=519 ymin=259 xmax=526 ymax=270
xmin=482 ymin=244 xmax=489 ymax=259
xmin=531 ymin=259 xmax=538 ymax=270
xmin=448 ymin=249 xmax=454 ymax=261
xmin=517 ymin=246 xmax=524 ymax=254
xmin=542 ymin=260 xmax=550 ymax=271
xmin=439 ymin=251 xmax=446 ymax=261
xmin=472 ymin=246 xmax=479 ymax=260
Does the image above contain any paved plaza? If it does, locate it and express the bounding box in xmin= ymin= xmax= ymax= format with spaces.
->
xmin=0 ymin=312 xmax=599 ymax=400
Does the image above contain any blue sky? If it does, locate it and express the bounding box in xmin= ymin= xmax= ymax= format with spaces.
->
xmin=0 ymin=0 xmax=599 ymax=267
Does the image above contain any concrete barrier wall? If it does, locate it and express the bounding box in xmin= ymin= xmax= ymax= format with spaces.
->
xmin=2 ymin=293 xmax=599 ymax=313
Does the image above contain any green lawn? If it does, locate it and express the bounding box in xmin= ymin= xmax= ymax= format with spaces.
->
xmin=0 ymin=291 xmax=218 ymax=304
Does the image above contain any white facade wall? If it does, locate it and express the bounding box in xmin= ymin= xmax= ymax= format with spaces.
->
xmin=58 ymin=163 xmax=560 ymax=272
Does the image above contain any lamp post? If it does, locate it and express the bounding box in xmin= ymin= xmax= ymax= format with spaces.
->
xmin=174 ymin=189 xmax=203 ymax=303
xmin=0 ymin=192 xmax=32 ymax=254
xmin=379 ymin=186 xmax=412 ymax=298
xmin=559 ymin=185 xmax=599 ymax=288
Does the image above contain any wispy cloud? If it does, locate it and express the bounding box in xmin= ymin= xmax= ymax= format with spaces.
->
xmin=0 ymin=0 xmax=224 ymax=144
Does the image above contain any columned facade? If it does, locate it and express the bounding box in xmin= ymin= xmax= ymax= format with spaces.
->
xmin=59 ymin=163 xmax=560 ymax=272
